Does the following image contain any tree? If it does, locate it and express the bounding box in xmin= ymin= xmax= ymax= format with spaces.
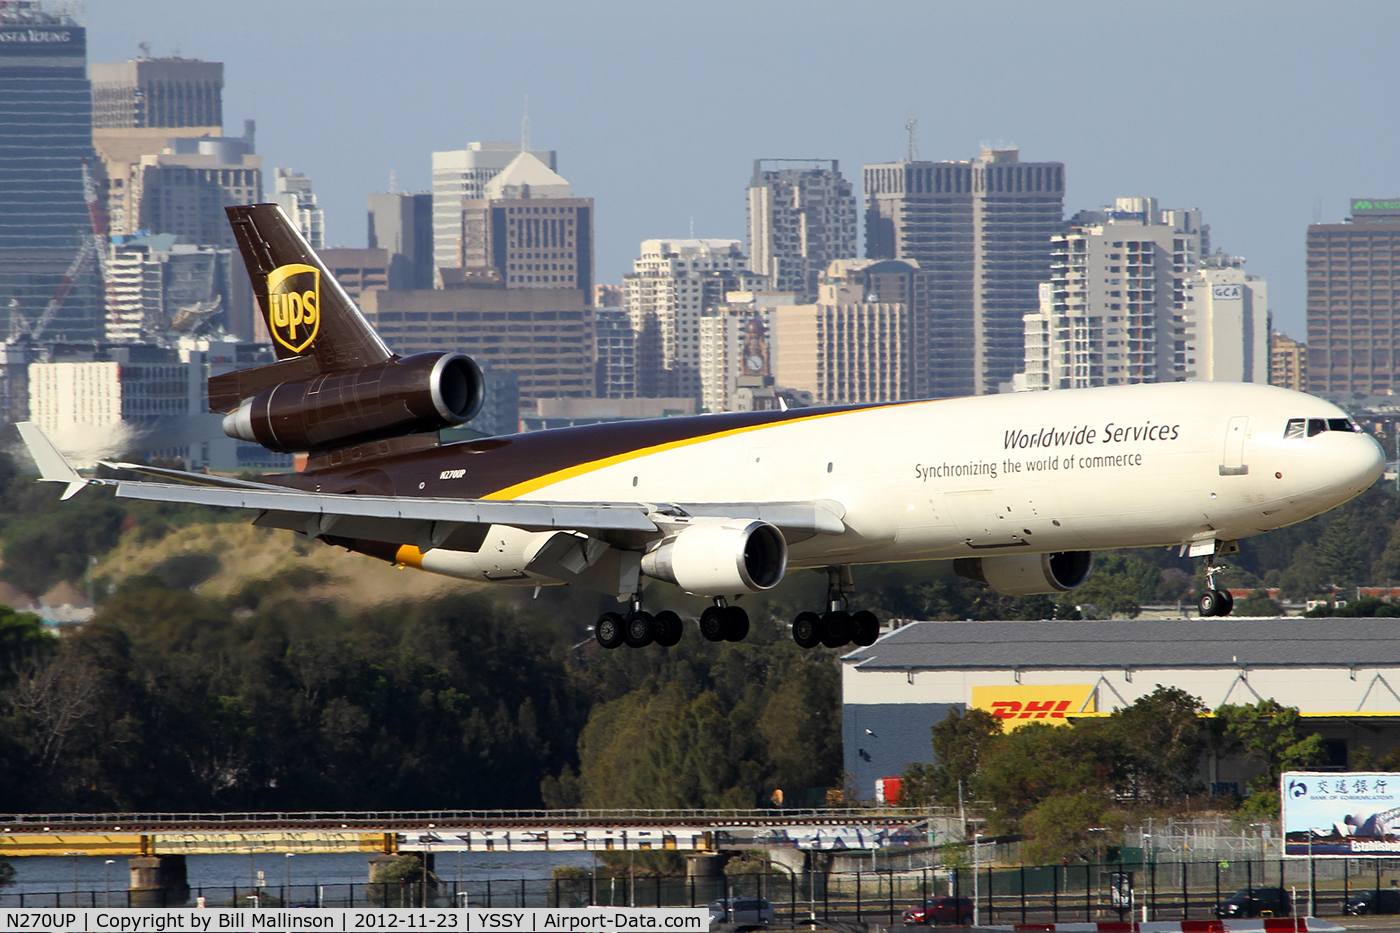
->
xmin=1233 ymin=590 xmax=1284 ymax=617
xmin=902 ymin=707 xmax=1003 ymax=808
xmin=1215 ymin=699 xmax=1325 ymax=815
xmin=1106 ymin=686 xmax=1207 ymax=804
xmin=1314 ymin=517 xmax=1366 ymax=587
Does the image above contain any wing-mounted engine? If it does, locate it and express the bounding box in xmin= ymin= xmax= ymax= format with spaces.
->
xmin=641 ymin=520 xmax=788 ymax=596
xmin=221 ymin=351 xmax=483 ymax=453
xmin=954 ymin=550 xmax=1093 ymax=596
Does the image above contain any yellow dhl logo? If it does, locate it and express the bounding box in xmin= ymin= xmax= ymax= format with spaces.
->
xmin=267 ymin=263 xmax=320 ymax=354
xmin=970 ymin=684 xmax=1095 ymax=728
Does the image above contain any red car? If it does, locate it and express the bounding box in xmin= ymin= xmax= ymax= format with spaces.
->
xmin=902 ymin=897 xmax=974 ymax=925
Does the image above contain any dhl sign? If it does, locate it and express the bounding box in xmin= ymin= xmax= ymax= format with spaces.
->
xmin=970 ymin=684 xmax=1095 ymax=729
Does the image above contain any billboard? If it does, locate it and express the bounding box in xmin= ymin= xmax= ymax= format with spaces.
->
xmin=1282 ymin=771 xmax=1400 ymax=856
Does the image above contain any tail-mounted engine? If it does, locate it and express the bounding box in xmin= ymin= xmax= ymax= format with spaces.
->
xmin=954 ymin=550 xmax=1093 ymax=597
xmin=222 ymin=351 xmax=484 ymax=454
xmin=641 ymin=520 xmax=788 ymax=596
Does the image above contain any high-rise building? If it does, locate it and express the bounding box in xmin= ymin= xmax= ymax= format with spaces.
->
xmin=865 ymin=147 xmax=1065 ymax=396
xmin=747 ymin=160 xmax=857 ymax=301
xmin=623 ymin=239 xmax=761 ymax=399
xmin=698 ymin=302 xmax=781 ymax=413
xmin=1306 ymin=199 xmax=1400 ymax=397
xmin=1179 ymin=254 xmax=1268 ymax=383
xmin=771 ymin=269 xmax=910 ymax=405
xmin=129 ymin=123 xmax=261 ymax=250
xmin=595 ymin=305 xmax=635 ymax=399
xmin=272 ymin=168 xmax=324 ymax=249
xmin=316 ymin=248 xmax=388 ymax=303
xmin=1270 ymin=332 xmax=1306 ymax=392
xmin=455 ymin=152 xmax=592 ymax=297
xmin=0 ymin=2 xmax=101 ymax=343
xmin=1021 ymin=199 xmax=1204 ymax=390
xmin=91 ymin=57 xmax=222 ymax=129
xmin=431 ymin=142 xmax=557 ymax=275
xmin=367 ymin=191 xmax=433 ymax=290
xmin=103 ymin=233 xmax=248 ymax=344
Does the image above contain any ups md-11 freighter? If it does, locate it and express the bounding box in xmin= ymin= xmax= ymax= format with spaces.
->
xmin=18 ymin=205 xmax=1385 ymax=649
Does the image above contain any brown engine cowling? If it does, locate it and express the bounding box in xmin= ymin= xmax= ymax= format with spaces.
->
xmin=222 ymin=352 xmax=484 ymax=453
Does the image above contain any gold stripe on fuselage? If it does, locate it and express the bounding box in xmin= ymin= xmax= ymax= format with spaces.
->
xmin=479 ymin=403 xmax=916 ymax=500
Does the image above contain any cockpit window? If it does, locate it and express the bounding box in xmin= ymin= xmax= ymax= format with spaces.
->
xmin=1308 ymin=418 xmax=1327 ymax=437
xmin=1284 ymin=418 xmax=1305 ymax=439
xmin=1329 ymin=418 xmax=1356 ymax=433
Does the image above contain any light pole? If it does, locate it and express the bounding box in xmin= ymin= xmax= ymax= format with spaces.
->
xmin=973 ymin=832 xmax=982 ymax=927
xmin=105 ymin=860 xmax=115 ymax=906
xmin=1141 ymin=833 xmax=1151 ymax=923
xmin=285 ymin=853 xmax=295 ymax=904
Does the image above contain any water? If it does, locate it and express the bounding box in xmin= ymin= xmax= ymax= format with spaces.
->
xmin=6 ymin=850 xmax=597 ymax=896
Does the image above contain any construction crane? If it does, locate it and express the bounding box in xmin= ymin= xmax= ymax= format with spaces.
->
xmin=27 ymin=158 xmax=109 ymax=342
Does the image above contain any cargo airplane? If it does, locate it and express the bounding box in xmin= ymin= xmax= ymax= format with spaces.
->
xmin=17 ymin=205 xmax=1385 ymax=649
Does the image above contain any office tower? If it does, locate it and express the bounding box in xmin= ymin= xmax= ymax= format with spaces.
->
xmin=771 ymin=263 xmax=910 ymax=405
xmin=103 ymin=233 xmax=247 ymax=344
xmin=367 ymin=191 xmax=433 ymax=290
xmin=0 ymin=2 xmax=101 ymax=343
xmin=698 ymin=303 xmax=781 ymax=413
xmin=316 ymin=248 xmax=388 ymax=303
xmin=1021 ymin=199 xmax=1203 ymax=390
xmin=91 ymin=56 xmax=223 ymax=239
xmin=1179 ymin=254 xmax=1268 ymax=383
xmin=1270 ymin=332 xmax=1305 ymax=391
xmin=595 ymin=305 xmax=635 ymax=399
xmin=1306 ymin=199 xmax=1400 ymax=397
xmin=455 ymin=153 xmax=592 ymax=297
xmin=431 ymin=142 xmax=557 ymax=275
xmin=272 ymin=168 xmax=324 ymax=249
xmin=359 ymin=287 xmax=593 ymax=403
xmin=747 ymin=160 xmax=858 ymax=301
xmin=865 ymin=147 xmax=1065 ymax=396
xmin=624 ymin=239 xmax=761 ymax=400
xmin=129 ymin=123 xmax=261 ymax=250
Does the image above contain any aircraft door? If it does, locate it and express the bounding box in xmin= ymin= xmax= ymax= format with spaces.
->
xmin=1221 ymin=416 xmax=1249 ymax=476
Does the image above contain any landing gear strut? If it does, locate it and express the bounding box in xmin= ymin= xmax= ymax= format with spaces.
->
xmin=792 ymin=566 xmax=880 ymax=650
xmin=1197 ymin=559 xmax=1235 ymax=617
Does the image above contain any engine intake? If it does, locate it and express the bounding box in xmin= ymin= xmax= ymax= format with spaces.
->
xmin=954 ymin=551 xmax=1093 ymax=597
xmin=223 ymin=352 xmax=484 ymax=453
xmin=641 ymin=520 xmax=788 ymax=596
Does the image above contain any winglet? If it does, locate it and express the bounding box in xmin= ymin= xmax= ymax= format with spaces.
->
xmin=15 ymin=422 xmax=88 ymax=500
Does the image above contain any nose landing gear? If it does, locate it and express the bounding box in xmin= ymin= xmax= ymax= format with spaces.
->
xmin=791 ymin=566 xmax=881 ymax=649
xmin=1198 ymin=557 xmax=1235 ymax=617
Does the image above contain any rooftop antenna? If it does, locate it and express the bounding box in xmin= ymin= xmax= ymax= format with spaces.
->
xmin=389 ymin=169 xmax=398 ymax=194
xmin=137 ymin=41 xmax=150 ymax=59
xmin=906 ymin=117 xmax=919 ymax=162
xmin=1313 ymin=197 xmax=1323 ymax=225
xmin=690 ymin=216 xmax=695 ymax=238
xmin=521 ymin=94 xmax=530 ymax=152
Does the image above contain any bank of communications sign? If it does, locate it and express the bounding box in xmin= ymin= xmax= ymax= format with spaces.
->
xmin=1282 ymin=770 xmax=1400 ymax=857
xmin=970 ymin=684 xmax=1095 ymax=729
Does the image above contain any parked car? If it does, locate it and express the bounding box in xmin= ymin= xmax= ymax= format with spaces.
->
xmin=1345 ymin=889 xmax=1400 ymax=915
xmin=1215 ymin=887 xmax=1291 ymax=919
xmin=707 ymin=898 xmax=776 ymax=929
xmin=901 ymin=896 xmax=975 ymax=925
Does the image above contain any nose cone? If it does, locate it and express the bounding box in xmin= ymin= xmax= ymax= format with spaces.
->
xmin=1354 ymin=431 xmax=1387 ymax=490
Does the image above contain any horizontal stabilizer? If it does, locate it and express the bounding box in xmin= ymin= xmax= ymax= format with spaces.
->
xmin=15 ymin=422 xmax=96 ymax=500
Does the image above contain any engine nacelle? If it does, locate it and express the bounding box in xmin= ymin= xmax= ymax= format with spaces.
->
xmin=954 ymin=551 xmax=1093 ymax=596
xmin=222 ymin=352 xmax=483 ymax=453
xmin=640 ymin=520 xmax=788 ymax=596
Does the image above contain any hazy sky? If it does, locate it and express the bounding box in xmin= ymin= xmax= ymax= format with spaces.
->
xmin=85 ymin=0 xmax=1400 ymax=338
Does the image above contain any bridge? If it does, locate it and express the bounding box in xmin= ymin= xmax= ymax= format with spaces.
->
xmin=0 ymin=808 xmax=963 ymax=857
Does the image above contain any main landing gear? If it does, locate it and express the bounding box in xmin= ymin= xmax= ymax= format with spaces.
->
xmin=1197 ymin=558 xmax=1235 ymax=617
xmin=594 ymin=595 xmax=686 ymax=650
xmin=790 ymin=566 xmax=880 ymax=650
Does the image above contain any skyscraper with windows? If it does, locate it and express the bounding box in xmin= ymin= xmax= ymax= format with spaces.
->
xmin=747 ymin=160 xmax=857 ymax=302
xmin=865 ymin=147 xmax=1064 ymax=396
xmin=431 ymin=142 xmax=556 ymax=276
xmin=0 ymin=2 xmax=100 ymax=342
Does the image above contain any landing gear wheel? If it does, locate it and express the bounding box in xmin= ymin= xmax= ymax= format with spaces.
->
xmin=624 ymin=611 xmax=655 ymax=648
xmin=653 ymin=610 xmax=684 ymax=647
xmin=820 ymin=610 xmax=853 ymax=648
xmin=722 ymin=606 xmax=749 ymax=642
xmin=1198 ymin=589 xmax=1230 ymax=617
xmin=1220 ymin=589 xmax=1234 ymax=615
xmin=699 ymin=605 xmax=727 ymax=642
xmin=595 ymin=612 xmax=625 ymax=649
xmin=851 ymin=610 xmax=880 ymax=646
xmin=792 ymin=611 xmax=822 ymax=649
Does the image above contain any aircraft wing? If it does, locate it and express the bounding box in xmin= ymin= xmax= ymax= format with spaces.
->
xmin=17 ymin=423 xmax=846 ymax=550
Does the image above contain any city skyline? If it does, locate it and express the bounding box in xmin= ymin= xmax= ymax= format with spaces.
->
xmin=82 ymin=0 xmax=1400 ymax=342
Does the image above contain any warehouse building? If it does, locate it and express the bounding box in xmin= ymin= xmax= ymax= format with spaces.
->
xmin=841 ymin=619 xmax=1400 ymax=800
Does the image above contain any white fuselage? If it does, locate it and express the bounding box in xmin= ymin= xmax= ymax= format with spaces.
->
xmin=413 ymin=382 xmax=1384 ymax=589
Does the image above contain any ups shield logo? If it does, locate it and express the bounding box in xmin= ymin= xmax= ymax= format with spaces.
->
xmin=266 ymin=263 xmax=320 ymax=354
